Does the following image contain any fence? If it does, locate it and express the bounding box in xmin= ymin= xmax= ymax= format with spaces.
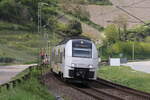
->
xmin=0 ymin=65 xmax=45 ymax=92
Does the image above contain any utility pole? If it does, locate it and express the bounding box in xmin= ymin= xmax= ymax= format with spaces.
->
xmin=132 ymin=41 xmax=135 ymax=61
xmin=38 ymin=2 xmax=48 ymax=34
xmin=38 ymin=3 xmax=41 ymax=33
xmin=38 ymin=2 xmax=66 ymax=57
xmin=38 ymin=2 xmax=49 ymax=65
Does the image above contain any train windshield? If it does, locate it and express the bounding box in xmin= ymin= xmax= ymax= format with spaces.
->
xmin=72 ymin=40 xmax=92 ymax=58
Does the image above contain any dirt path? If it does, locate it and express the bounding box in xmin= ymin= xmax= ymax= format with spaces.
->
xmin=0 ymin=64 xmax=36 ymax=85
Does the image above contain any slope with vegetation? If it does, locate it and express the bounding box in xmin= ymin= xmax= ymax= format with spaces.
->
xmin=59 ymin=0 xmax=104 ymax=32
xmin=0 ymin=0 xmax=86 ymax=64
xmin=59 ymin=0 xmax=112 ymax=5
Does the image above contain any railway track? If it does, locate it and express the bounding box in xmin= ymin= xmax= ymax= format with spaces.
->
xmin=42 ymin=72 xmax=150 ymax=100
xmin=69 ymin=84 xmax=124 ymax=100
xmin=96 ymin=78 xmax=150 ymax=100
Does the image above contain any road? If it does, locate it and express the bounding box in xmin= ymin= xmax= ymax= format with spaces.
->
xmin=122 ymin=61 xmax=150 ymax=73
xmin=0 ymin=64 xmax=36 ymax=85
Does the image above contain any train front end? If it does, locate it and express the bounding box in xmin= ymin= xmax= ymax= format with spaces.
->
xmin=64 ymin=39 xmax=98 ymax=81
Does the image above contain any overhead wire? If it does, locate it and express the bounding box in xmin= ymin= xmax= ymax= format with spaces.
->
xmin=99 ymin=0 xmax=148 ymax=16
xmin=115 ymin=6 xmax=150 ymax=27
xmin=121 ymin=6 xmax=150 ymax=9
xmin=122 ymin=0 xmax=149 ymax=7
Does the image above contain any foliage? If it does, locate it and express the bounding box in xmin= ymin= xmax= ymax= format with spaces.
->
xmin=0 ymin=57 xmax=15 ymax=63
xmin=57 ymin=20 xmax=82 ymax=37
xmin=128 ymin=25 xmax=150 ymax=41
xmin=0 ymin=21 xmax=33 ymax=31
xmin=59 ymin=0 xmax=112 ymax=5
xmin=60 ymin=1 xmax=103 ymax=32
xmin=88 ymin=0 xmax=112 ymax=5
xmin=66 ymin=20 xmax=82 ymax=36
xmin=0 ymin=0 xmax=58 ymax=25
xmin=103 ymin=41 xmax=150 ymax=59
xmin=144 ymin=36 xmax=150 ymax=43
xmin=0 ymin=67 xmax=55 ymax=100
xmin=0 ymin=0 xmax=24 ymax=23
xmin=102 ymin=23 xmax=150 ymax=60
xmin=104 ymin=24 xmax=119 ymax=44
xmin=98 ymin=66 xmax=150 ymax=93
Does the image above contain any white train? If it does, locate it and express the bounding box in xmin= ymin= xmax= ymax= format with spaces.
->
xmin=51 ymin=37 xmax=99 ymax=81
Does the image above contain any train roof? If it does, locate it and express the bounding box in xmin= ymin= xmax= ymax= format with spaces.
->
xmin=57 ymin=36 xmax=91 ymax=46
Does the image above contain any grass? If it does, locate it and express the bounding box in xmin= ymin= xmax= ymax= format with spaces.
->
xmin=0 ymin=21 xmax=52 ymax=64
xmin=98 ymin=66 xmax=150 ymax=93
xmin=0 ymin=32 xmax=41 ymax=64
xmin=87 ymin=0 xmax=112 ymax=5
xmin=0 ymin=21 xmax=61 ymax=65
xmin=0 ymin=78 xmax=55 ymax=100
xmin=0 ymin=66 xmax=55 ymax=100
xmin=0 ymin=21 xmax=32 ymax=31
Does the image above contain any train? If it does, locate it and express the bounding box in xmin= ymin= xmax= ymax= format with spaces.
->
xmin=50 ymin=37 xmax=99 ymax=82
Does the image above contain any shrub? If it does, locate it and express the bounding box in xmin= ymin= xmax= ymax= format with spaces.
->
xmin=103 ymin=42 xmax=150 ymax=59
xmin=144 ymin=36 xmax=150 ymax=43
xmin=0 ymin=57 xmax=15 ymax=63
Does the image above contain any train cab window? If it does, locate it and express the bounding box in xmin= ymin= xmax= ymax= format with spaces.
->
xmin=72 ymin=40 xmax=92 ymax=58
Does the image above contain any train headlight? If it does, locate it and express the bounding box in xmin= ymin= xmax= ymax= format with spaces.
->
xmin=88 ymin=65 xmax=93 ymax=68
xmin=71 ymin=63 xmax=77 ymax=67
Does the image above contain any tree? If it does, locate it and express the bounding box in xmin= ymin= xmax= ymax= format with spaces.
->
xmin=104 ymin=24 xmax=119 ymax=44
xmin=67 ymin=20 xmax=82 ymax=36
xmin=113 ymin=15 xmax=128 ymax=41
xmin=57 ymin=20 xmax=82 ymax=37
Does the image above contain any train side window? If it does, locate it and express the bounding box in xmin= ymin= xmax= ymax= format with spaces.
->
xmin=63 ymin=48 xmax=65 ymax=58
xmin=54 ymin=49 xmax=56 ymax=64
xmin=52 ymin=50 xmax=54 ymax=61
xmin=60 ymin=52 xmax=63 ymax=63
xmin=58 ymin=48 xmax=61 ymax=63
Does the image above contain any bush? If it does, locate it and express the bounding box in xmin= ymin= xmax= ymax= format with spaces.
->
xmin=144 ymin=36 xmax=150 ymax=43
xmin=102 ymin=41 xmax=150 ymax=59
xmin=0 ymin=57 xmax=15 ymax=63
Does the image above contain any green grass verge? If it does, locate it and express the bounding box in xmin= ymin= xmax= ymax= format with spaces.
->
xmin=0 ymin=66 xmax=55 ymax=100
xmin=0 ymin=78 xmax=55 ymax=100
xmin=98 ymin=66 xmax=150 ymax=93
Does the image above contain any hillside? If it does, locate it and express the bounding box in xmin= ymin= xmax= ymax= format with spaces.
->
xmin=86 ymin=0 xmax=150 ymax=28
xmin=0 ymin=0 xmax=113 ymax=64
xmin=0 ymin=22 xmax=44 ymax=64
